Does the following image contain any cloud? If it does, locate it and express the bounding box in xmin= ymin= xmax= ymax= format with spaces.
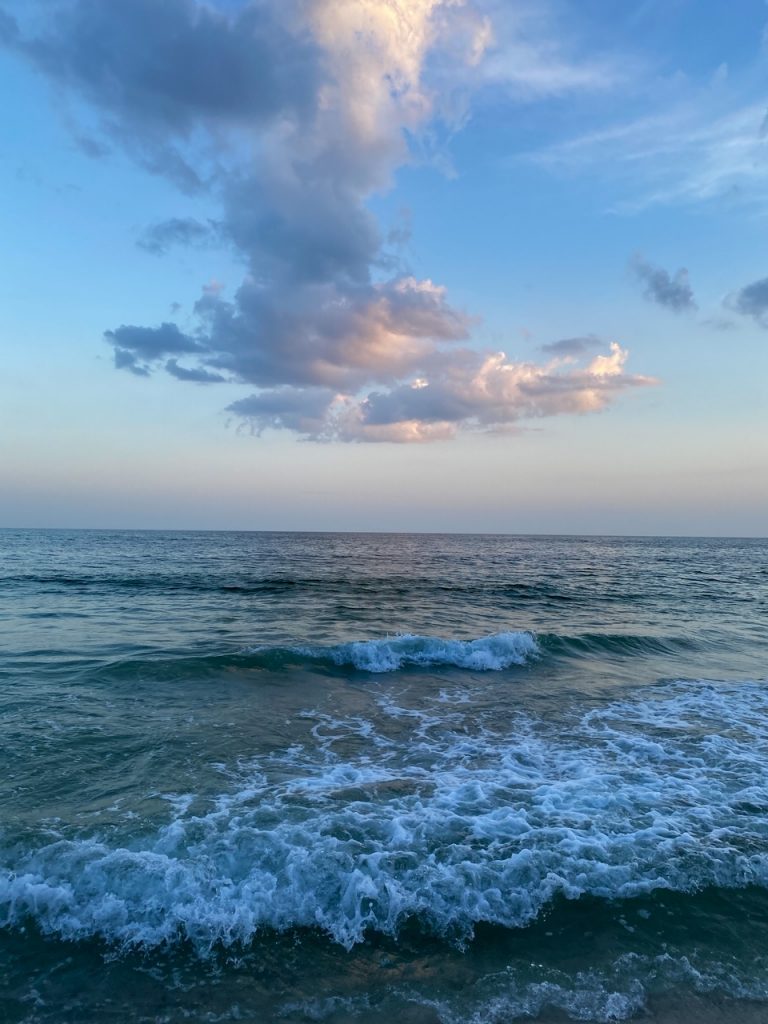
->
xmin=3 ymin=0 xmax=321 ymax=191
xmin=630 ymin=254 xmax=696 ymax=312
xmin=113 ymin=347 xmax=150 ymax=378
xmin=540 ymin=336 xmax=600 ymax=357
xmin=4 ymin=0 xmax=655 ymax=441
xmin=115 ymin=275 xmax=471 ymax=392
xmin=729 ymin=276 xmax=768 ymax=326
xmin=523 ymin=91 xmax=768 ymax=213
xmin=165 ymin=360 xmax=227 ymax=384
xmin=227 ymin=387 xmax=338 ymax=437
xmin=231 ymin=343 xmax=656 ymax=442
xmin=470 ymin=1 xmax=621 ymax=100
xmin=105 ymin=322 xmax=202 ymax=376
xmin=341 ymin=340 xmax=657 ymax=442
xmin=137 ymin=217 xmax=221 ymax=255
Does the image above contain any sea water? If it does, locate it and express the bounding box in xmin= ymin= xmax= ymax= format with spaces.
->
xmin=1 ymin=529 xmax=767 ymax=1023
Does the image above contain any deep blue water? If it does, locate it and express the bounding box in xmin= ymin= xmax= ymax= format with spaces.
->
xmin=1 ymin=529 xmax=767 ymax=1023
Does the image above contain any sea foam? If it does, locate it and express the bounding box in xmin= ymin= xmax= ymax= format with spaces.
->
xmin=2 ymin=680 xmax=768 ymax=954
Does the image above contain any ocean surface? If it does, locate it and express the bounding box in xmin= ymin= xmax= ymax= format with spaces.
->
xmin=1 ymin=529 xmax=768 ymax=1024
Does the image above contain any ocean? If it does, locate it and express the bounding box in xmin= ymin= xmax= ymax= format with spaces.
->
xmin=1 ymin=529 xmax=768 ymax=1023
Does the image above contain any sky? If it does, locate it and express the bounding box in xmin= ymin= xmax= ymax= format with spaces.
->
xmin=0 ymin=0 xmax=766 ymax=535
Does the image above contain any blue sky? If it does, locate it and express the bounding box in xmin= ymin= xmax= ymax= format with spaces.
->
xmin=1 ymin=0 xmax=766 ymax=534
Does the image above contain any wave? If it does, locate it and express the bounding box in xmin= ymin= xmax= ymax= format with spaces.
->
xmin=245 ymin=630 xmax=539 ymax=673
xmin=539 ymin=631 xmax=702 ymax=658
xmin=91 ymin=629 xmax=711 ymax=681
xmin=2 ymin=680 xmax=768 ymax=955
xmin=0 ymin=571 xmax=637 ymax=604
xmin=3 ymin=572 xmax=316 ymax=594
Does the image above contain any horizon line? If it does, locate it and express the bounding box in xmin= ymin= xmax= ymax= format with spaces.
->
xmin=1 ymin=526 xmax=765 ymax=541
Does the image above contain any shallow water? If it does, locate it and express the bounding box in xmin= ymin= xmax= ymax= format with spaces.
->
xmin=1 ymin=530 xmax=767 ymax=1022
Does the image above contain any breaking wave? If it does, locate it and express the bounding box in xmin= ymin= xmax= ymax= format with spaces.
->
xmin=3 ymin=679 xmax=768 ymax=956
xmin=246 ymin=630 xmax=540 ymax=672
xmin=95 ymin=629 xmax=711 ymax=680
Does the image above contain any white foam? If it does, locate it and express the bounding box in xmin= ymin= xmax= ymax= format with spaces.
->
xmin=2 ymin=680 xmax=768 ymax=955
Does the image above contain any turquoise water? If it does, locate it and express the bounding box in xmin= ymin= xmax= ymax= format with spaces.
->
xmin=1 ymin=530 xmax=767 ymax=1022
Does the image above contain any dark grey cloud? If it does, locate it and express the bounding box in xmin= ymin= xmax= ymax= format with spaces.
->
xmin=106 ymin=322 xmax=202 ymax=375
xmin=3 ymin=0 xmax=321 ymax=193
xmin=106 ymin=321 xmax=200 ymax=358
xmin=224 ymin=173 xmax=381 ymax=286
xmin=165 ymin=360 xmax=226 ymax=384
xmin=214 ymin=275 xmax=468 ymax=391
xmin=540 ymin=336 xmax=600 ymax=357
xmin=110 ymin=275 xmax=471 ymax=392
xmin=729 ymin=276 xmax=768 ymax=325
xmin=137 ymin=217 xmax=221 ymax=256
xmin=113 ymin=347 xmax=150 ymax=377
xmin=361 ymin=383 xmax=475 ymax=427
xmin=227 ymin=387 xmax=337 ymax=436
xmin=630 ymin=254 xmax=696 ymax=312
xmin=7 ymin=0 xmax=319 ymax=133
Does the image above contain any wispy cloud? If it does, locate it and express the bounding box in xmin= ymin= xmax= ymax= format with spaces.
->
xmin=472 ymin=1 xmax=622 ymax=99
xmin=523 ymin=88 xmax=768 ymax=213
xmin=137 ymin=217 xmax=222 ymax=256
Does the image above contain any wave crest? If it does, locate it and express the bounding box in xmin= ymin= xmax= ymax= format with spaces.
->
xmin=248 ymin=631 xmax=539 ymax=673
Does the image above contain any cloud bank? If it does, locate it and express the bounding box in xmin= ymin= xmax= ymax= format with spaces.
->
xmin=2 ymin=0 xmax=654 ymax=441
